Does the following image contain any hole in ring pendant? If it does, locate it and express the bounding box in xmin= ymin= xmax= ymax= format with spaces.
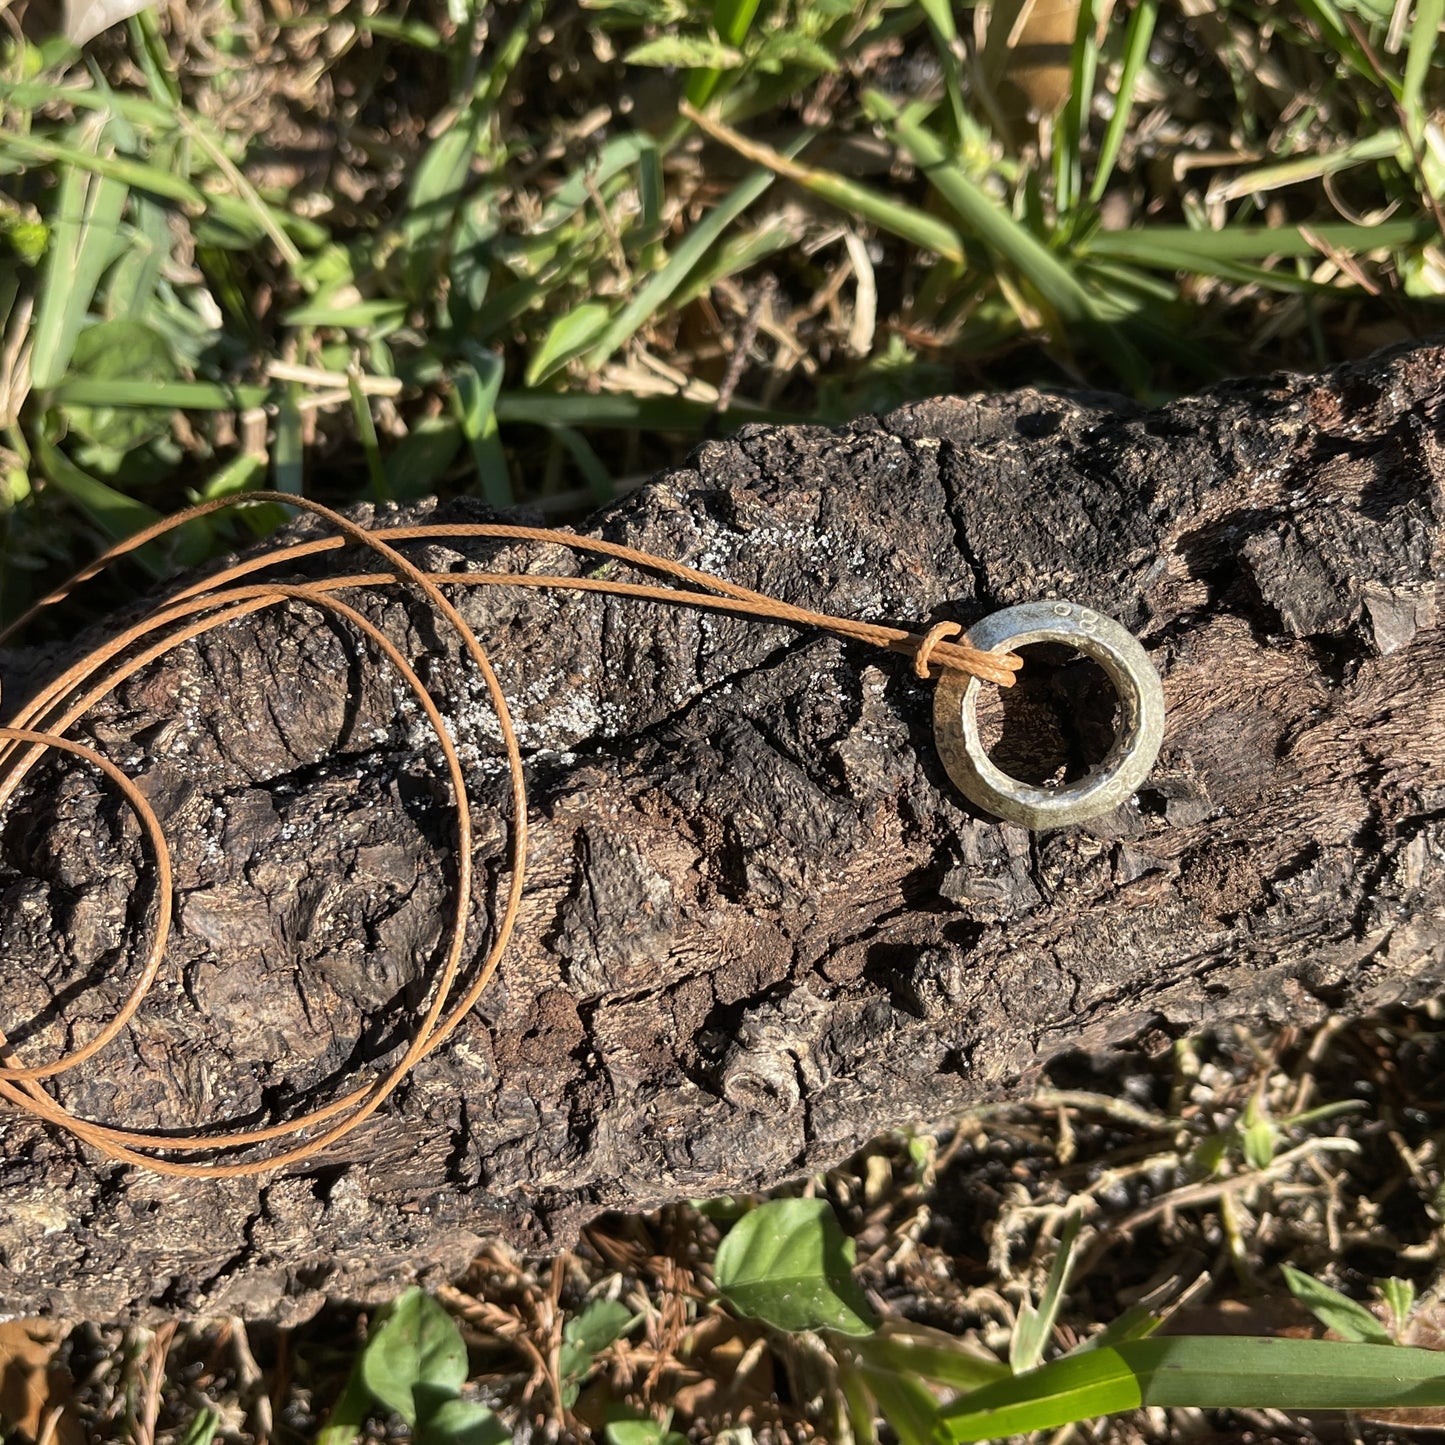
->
xmin=932 ymin=600 xmax=1165 ymax=830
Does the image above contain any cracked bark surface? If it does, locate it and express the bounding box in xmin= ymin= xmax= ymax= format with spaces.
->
xmin=1 ymin=341 xmax=1442 ymax=1323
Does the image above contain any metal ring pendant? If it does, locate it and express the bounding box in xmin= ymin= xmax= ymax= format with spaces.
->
xmin=933 ymin=600 xmax=1165 ymax=830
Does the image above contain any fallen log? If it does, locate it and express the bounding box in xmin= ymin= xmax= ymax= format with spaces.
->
xmin=0 ymin=340 xmax=1441 ymax=1323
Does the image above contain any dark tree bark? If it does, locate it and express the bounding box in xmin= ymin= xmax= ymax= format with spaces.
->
xmin=1 ymin=341 xmax=1441 ymax=1323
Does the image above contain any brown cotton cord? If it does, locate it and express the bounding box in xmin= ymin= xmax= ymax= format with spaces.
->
xmin=0 ymin=490 xmax=1020 ymax=1177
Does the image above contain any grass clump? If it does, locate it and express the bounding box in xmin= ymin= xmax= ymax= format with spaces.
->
xmin=2 ymin=0 xmax=1444 ymax=624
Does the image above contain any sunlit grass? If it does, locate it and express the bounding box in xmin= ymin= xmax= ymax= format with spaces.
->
xmin=2 ymin=0 xmax=1443 ymax=624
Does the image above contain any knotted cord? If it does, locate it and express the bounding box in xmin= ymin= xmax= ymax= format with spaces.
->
xmin=0 ymin=491 xmax=1020 ymax=1176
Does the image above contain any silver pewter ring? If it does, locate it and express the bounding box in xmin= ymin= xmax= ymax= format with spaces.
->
xmin=933 ymin=600 xmax=1165 ymax=830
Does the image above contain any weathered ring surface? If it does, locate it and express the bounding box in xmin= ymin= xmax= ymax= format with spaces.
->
xmin=933 ymin=600 xmax=1165 ymax=830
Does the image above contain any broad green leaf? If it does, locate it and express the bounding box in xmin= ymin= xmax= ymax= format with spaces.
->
xmin=526 ymin=302 xmax=612 ymax=385
xmin=605 ymin=1419 xmax=687 ymax=1445
xmin=561 ymin=1297 xmax=637 ymax=1379
xmin=359 ymin=1289 xmax=468 ymax=1427
xmin=626 ymin=35 xmax=744 ymax=69
xmin=936 ymin=1336 xmax=1445 ymax=1442
xmin=416 ymin=1397 xmax=509 ymax=1445
xmin=63 ymin=317 xmax=177 ymax=451
xmin=1281 ymin=1265 xmax=1392 ymax=1345
xmin=315 ymin=1365 xmax=373 ymax=1445
xmin=714 ymin=1198 xmax=879 ymax=1337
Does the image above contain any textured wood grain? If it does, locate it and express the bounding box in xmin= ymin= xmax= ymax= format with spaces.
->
xmin=0 ymin=340 xmax=1441 ymax=1322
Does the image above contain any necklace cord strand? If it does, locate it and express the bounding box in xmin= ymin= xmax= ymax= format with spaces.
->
xmin=0 ymin=491 xmax=1019 ymax=1174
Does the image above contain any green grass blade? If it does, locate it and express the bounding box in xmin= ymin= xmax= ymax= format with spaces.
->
xmin=681 ymin=106 xmax=965 ymax=264
xmin=1054 ymin=0 xmax=1098 ymax=221
xmin=916 ymin=0 xmax=968 ymax=143
xmin=1280 ymin=1265 xmax=1393 ymax=1344
xmin=836 ymin=1358 xmax=879 ymax=1445
xmin=937 ymin=1337 xmax=1445 ymax=1442
xmin=0 ymin=129 xmax=201 ymax=206
xmin=1297 ymin=0 xmax=1398 ymax=89
xmin=1012 ymin=1211 xmax=1082 ymax=1373
xmin=865 ymin=92 xmax=1095 ymax=322
xmin=1403 ymin=0 xmax=1444 ymax=129
xmin=127 ymin=7 xmax=182 ymax=107
xmin=1076 ymin=1303 xmax=1165 ymax=1352
xmin=273 ymin=383 xmax=304 ymax=496
xmin=1081 ymin=218 xmax=1430 ymax=265
xmin=0 ymin=80 xmax=177 ymax=131
xmin=672 ymin=222 xmax=798 ymax=309
xmin=34 ymin=434 xmax=167 ymax=577
xmin=538 ymin=133 xmax=658 ymax=232
xmin=1090 ymin=0 xmax=1157 ymax=203
xmin=1207 ymin=130 xmax=1405 ymax=203
xmin=1134 ymin=1336 xmax=1445 ymax=1408
xmin=685 ymin=0 xmax=765 ymax=107
xmin=282 ymin=298 xmax=411 ymax=329
xmin=482 ymin=0 xmax=545 ymax=105
xmin=52 ymin=378 xmax=273 ymax=408
xmin=858 ymin=1367 xmax=942 ymax=1445
xmin=343 ymin=13 xmax=445 ymax=50
xmin=452 ymin=343 xmax=511 ymax=507
xmin=584 ymin=156 xmax=787 ymax=368
xmin=348 ymin=370 xmax=390 ymax=503
xmin=549 ymin=425 xmax=616 ymax=503
xmin=936 ymin=1345 xmax=1142 ymax=1441
xmin=400 ymin=114 xmax=481 ymax=300
xmin=29 ymin=131 xmax=130 ymax=389
xmin=106 ymin=185 xmax=171 ymax=320
xmin=849 ymin=1329 xmax=1009 ymax=1392
xmin=526 ymin=302 xmax=612 ymax=385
